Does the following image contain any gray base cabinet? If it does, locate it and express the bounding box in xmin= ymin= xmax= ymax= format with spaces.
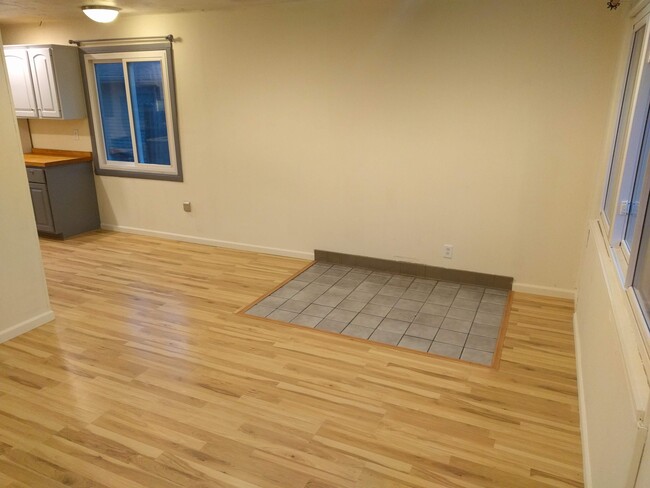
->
xmin=26 ymin=162 xmax=100 ymax=238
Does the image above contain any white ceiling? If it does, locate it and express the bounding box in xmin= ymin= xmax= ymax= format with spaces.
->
xmin=0 ymin=0 xmax=300 ymax=24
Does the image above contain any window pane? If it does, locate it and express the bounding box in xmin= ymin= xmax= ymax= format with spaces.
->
xmin=605 ymin=26 xmax=646 ymax=224
xmin=633 ymin=192 xmax=650 ymax=328
xmin=94 ymin=63 xmax=134 ymax=162
xmin=127 ymin=61 xmax=171 ymax=166
xmin=624 ymin=104 xmax=650 ymax=247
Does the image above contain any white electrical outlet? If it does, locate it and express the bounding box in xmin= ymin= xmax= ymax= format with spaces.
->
xmin=183 ymin=201 xmax=192 ymax=212
xmin=443 ymin=244 xmax=453 ymax=259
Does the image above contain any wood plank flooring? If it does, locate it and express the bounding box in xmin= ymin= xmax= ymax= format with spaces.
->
xmin=0 ymin=231 xmax=582 ymax=487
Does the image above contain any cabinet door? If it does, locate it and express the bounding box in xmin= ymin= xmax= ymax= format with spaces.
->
xmin=3 ymin=49 xmax=38 ymax=118
xmin=29 ymin=183 xmax=55 ymax=233
xmin=28 ymin=48 xmax=61 ymax=118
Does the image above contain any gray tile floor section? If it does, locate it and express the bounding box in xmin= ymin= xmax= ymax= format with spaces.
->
xmin=245 ymin=263 xmax=509 ymax=366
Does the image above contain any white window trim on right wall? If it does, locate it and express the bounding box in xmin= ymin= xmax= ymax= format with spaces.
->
xmin=80 ymin=42 xmax=183 ymax=182
xmin=600 ymin=6 xmax=650 ymax=359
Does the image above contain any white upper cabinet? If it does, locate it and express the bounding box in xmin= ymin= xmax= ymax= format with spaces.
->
xmin=3 ymin=45 xmax=86 ymax=120
xmin=4 ymin=49 xmax=37 ymax=118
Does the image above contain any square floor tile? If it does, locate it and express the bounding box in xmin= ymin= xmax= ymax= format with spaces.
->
xmin=478 ymin=302 xmax=505 ymax=315
xmin=369 ymin=329 xmax=402 ymax=345
xmin=247 ymin=304 xmax=276 ymax=317
xmin=341 ymin=324 xmax=375 ymax=339
xmin=428 ymin=342 xmax=462 ymax=359
xmin=365 ymin=273 xmax=391 ymax=284
xmin=386 ymin=308 xmax=418 ymax=322
xmin=394 ymin=298 xmax=423 ymax=312
xmin=451 ymin=297 xmax=480 ymax=311
xmin=461 ymin=348 xmax=493 ymax=365
xmin=357 ymin=282 xmax=383 ymax=294
xmin=360 ymin=303 xmax=391 ymax=318
xmin=314 ymin=294 xmax=345 ymax=307
xmin=326 ymin=308 xmax=357 ymax=324
xmin=425 ymin=294 xmax=455 ymax=306
xmin=314 ymin=294 xmax=343 ymax=307
xmin=446 ymin=307 xmax=476 ymax=321
xmin=378 ymin=285 xmax=406 ymax=297
xmin=456 ymin=289 xmax=483 ymax=301
xmin=302 ymin=304 xmax=333 ymax=318
xmin=347 ymin=290 xmax=375 ymax=303
xmin=401 ymin=289 xmax=430 ymax=302
xmin=337 ymin=277 xmax=364 ymax=288
xmin=405 ymin=323 xmax=439 ymax=340
xmin=441 ymin=317 xmax=472 ymax=333
xmin=388 ymin=275 xmax=414 ymax=287
xmin=314 ymin=274 xmax=341 ymax=285
xmin=316 ymin=319 xmax=348 ymax=333
xmin=434 ymin=329 xmax=468 ymax=346
xmin=377 ymin=318 xmax=410 ymax=334
xmin=324 ymin=268 xmax=349 ymax=278
xmin=337 ymin=299 xmax=367 ymax=313
xmin=370 ymin=294 xmax=399 ymax=307
xmin=290 ymin=314 xmax=322 ymax=328
xmin=266 ymin=309 xmax=298 ymax=322
xmin=278 ymin=299 xmax=310 ymax=314
xmin=465 ymin=334 xmax=497 ymax=353
xmin=470 ymin=323 xmax=501 ymax=338
xmin=294 ymin=271 xmax=324 ymax=283
xmin=481 ymin=293 xmax=508 ymax=305
xmin=408 ymin=281 xmax=436 ymax=294
xmin=412 ymin=312 xmax=444 ymax=327
xmin=328 ymin=285 xmax=355 ymax=296
xmin=474 ymin=311 xmax=503 ymax=326
xmin=350 ymin=313 xmax=383 ymax=328
xmin=399 ymin=336 xmax=432 ymax=352
xmin=420 ymin=303 xmax=449 ymax=317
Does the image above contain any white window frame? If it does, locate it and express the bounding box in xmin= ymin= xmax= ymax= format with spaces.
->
xmin=81 ymin=44 xmax=183 ymax=181
xmin=600 ymin=8 xmax=650 ymax=353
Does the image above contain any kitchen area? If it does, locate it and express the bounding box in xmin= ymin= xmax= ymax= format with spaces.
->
xmin=6 ymin=43 xmax=101 ymax=239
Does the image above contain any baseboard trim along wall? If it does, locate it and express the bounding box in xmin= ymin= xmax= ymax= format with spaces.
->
xmin=573 ymin=313 xmax=593 ymax=488
xmin=511 ymin=282 xmax=577 ymax=299
xmin=101 ymin=224 xmax=314 ymax=261
xmin=101 ymin=225 xmax=583 ymax=298
xmin=0 ymin=310 xmax=55 ymax=344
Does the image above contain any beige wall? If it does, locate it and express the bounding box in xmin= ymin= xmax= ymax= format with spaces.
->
xmin=0 ymin=33 xmax=53 ymax=342
xmin=0 ymin=0 xmax=626 ymax=294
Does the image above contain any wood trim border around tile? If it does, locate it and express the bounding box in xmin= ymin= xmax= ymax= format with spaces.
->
xmin=314 ymin=250 xmax=513 ymax=290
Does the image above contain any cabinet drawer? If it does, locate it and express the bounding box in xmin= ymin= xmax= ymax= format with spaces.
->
xmin=26 ymin=167 xmax=46 ymax=183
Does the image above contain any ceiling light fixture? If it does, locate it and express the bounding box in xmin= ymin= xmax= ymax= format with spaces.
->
xmin=82 ymin=6 xmax=120 ymax=23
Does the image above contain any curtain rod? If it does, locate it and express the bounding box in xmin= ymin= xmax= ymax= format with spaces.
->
xmin=69 ymin=35 xmax=174 ymax=46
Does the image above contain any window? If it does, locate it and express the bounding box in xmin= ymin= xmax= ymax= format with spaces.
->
xmin=81 ymin=44 xmax=182 ymax=181
xmin=602 ymin=15 xmax=650 ymax=335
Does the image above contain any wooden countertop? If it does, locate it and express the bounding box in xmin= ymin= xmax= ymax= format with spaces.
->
xmin=24 ymin=149 xmax=93 ymax=168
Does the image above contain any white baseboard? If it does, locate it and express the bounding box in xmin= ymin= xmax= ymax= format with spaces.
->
xmin=101 ymin=224 xmax=314 ymax=261
xmin=573 ymin=312 xmax=593 ymax=488
xmin=512 ymin=282 xmax=576 ymax=299
xmin=0 ymin=310 xmax=55 ymax=344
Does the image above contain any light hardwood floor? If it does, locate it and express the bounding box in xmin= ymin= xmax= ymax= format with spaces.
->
xmin=0 ymin=231 xmax=582 ymax=487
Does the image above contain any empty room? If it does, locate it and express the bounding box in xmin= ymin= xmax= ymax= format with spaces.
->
xmin=0 ymin=0 xmax=649 ymax=486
